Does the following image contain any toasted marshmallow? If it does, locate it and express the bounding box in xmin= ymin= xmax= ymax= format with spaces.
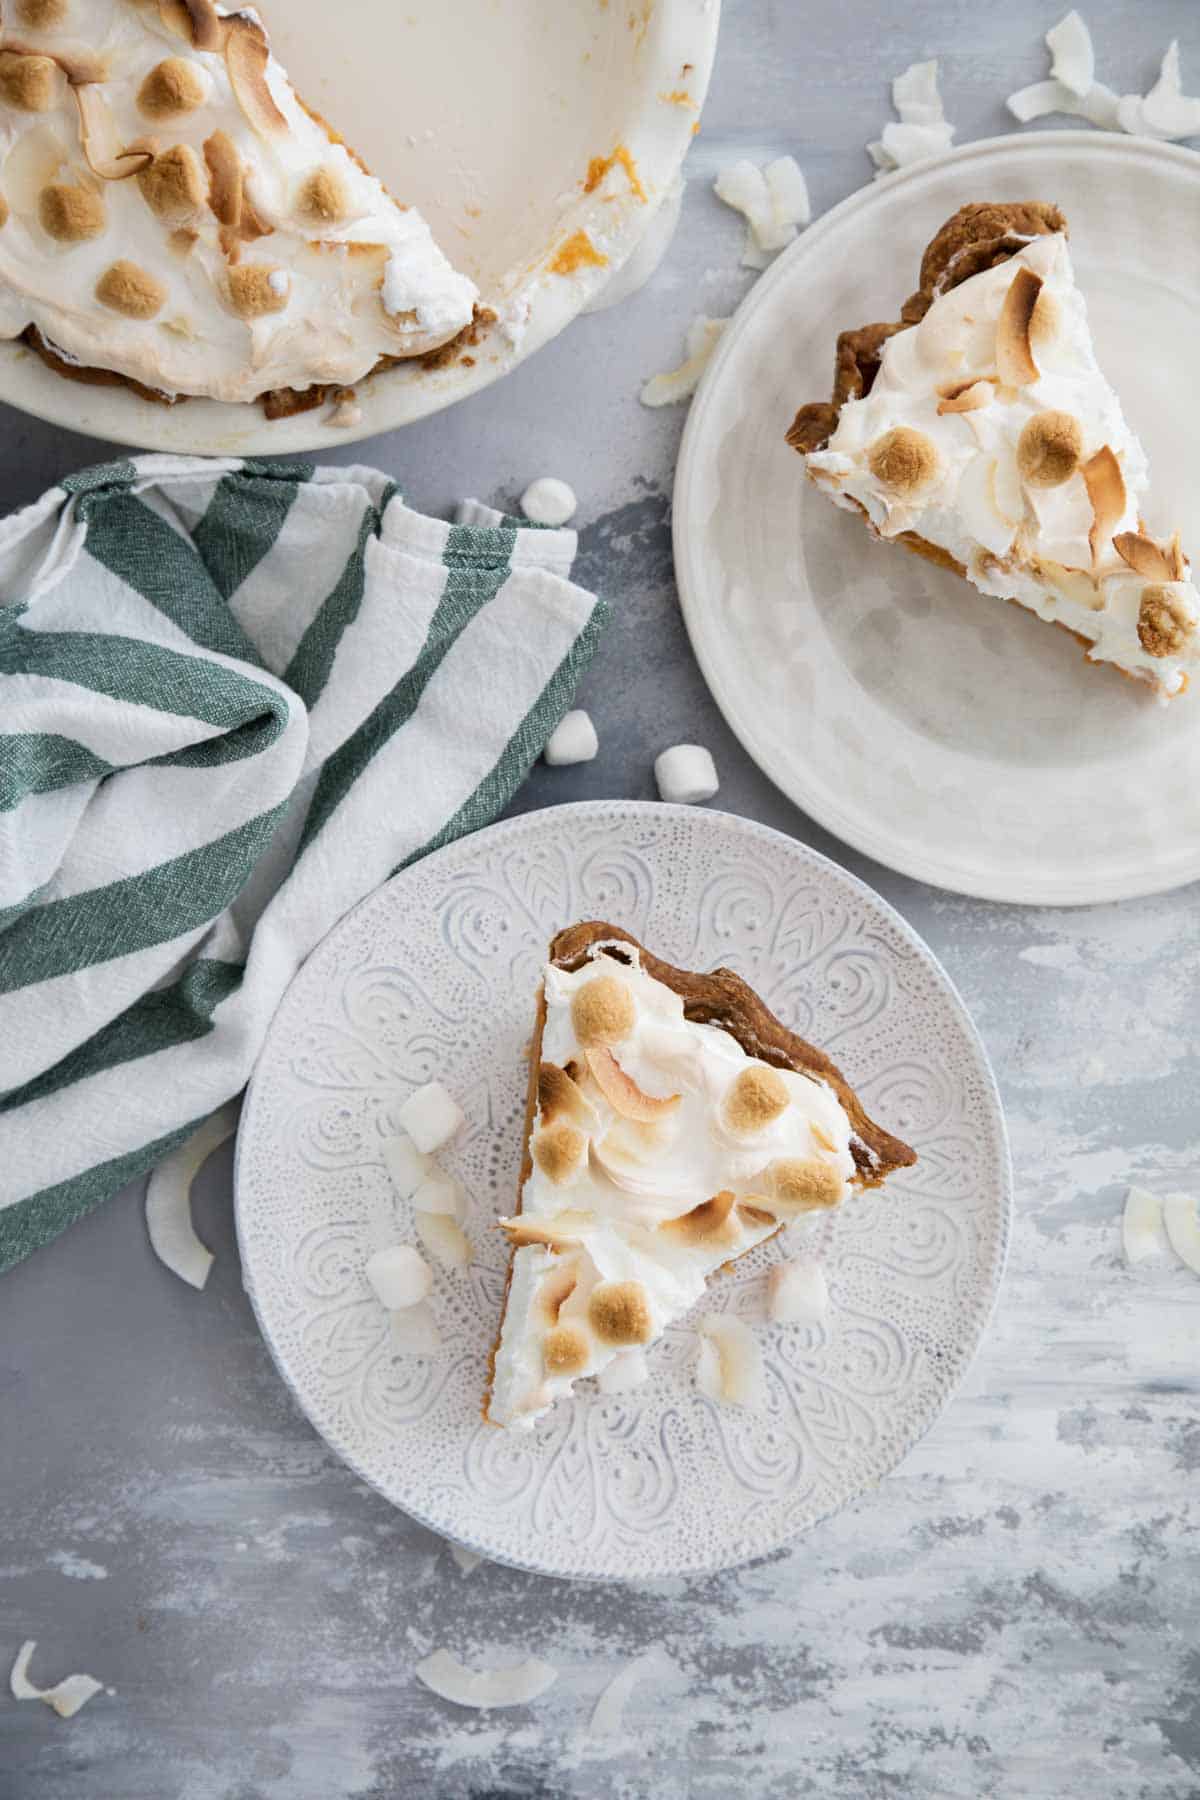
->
xmin=487 ymin=943 xmax=855 ymax=1429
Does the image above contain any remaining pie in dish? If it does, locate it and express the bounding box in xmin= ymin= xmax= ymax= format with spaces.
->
xmin=0 ymin=0 xmax=480 ymax=414
xmin=788 ymin=201 xmax=1200 ymax=700
xmin=485 ymin=922 xmax=916 ymax=1431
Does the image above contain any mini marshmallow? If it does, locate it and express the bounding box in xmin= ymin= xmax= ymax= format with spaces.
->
xmin=767 ymin=1258 xmax=830 ymax=1324
xmin=365 ymin=1244 xmax=432 ymax=1310
xmin=412 ymin=1171 xmax=466 ymax=1221
xmin=382 ymin=1133 xmax=433 ymax=1199
xmin=397 ymin=1081 xmax=466 ymax=1154
xmin=544 ymin=710 xmax=599 ymax=767
xmin=654 ymin=744 xmax=719 ymax=805
xmin=520 ymin=477 xmax=577 ymax=527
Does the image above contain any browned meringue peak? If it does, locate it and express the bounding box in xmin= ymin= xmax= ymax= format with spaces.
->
xmin=536 ymin=1061 xmax=597 ymax=1131
xmin=38 ymin=180 xmax=106 ymax=241
xmin=1016 ymin=409 xmax=1084 ymax=488
xmin=936 ymin=377 xmax=994 ymax=415
xmin=723 ymin=1064 xmax=789 ymax=1134
xmin=1082 ymin=445 xmax=1127 ymax=566
xmin=587 ymin=1279 xmax=653 ymax=1346
xmin=14 ymin=0 xmax=70 ymax=25
xmin=866 ymin=425 xmax=941 ymax=498
xmin=0 ymin=47 xmax=62 ymax=110
xmin=0 ymin=192 xmax=8 ymax=228
xmin=500 ymin=1211 xmax=594 ymax=1250
xmin=74 ymin=83 xmax=152 ymax=179
xmin=296 ymin=166 xmax=349 ymax=225
xmin=760 ymin=1156 xmax=843 ymax=1217
xmin=570 ymin=974 xmax=636 ymax=1048
xmin=1138 ymin=585 xmax=1195 ymax=657
xmin=95 ymin=258 xmax=166 ymax=318
xmin=996 ymin=264 xmax=1043 ymax=387
xmin=531 ymin=1119 xmax=588 ymax=1185
xmin=136 ymin=143 xmax=206 ymax=221
xmin=224 ymin=13 xmax=287 ymax=137
xmin=585 ymin=1047 xmax=680 ymax=1122
xmin=542 ymin=1323 xmax=590 ymax=1376
xmin=658 ymin=1189 xmax=740 ymax=1249
xmin=158 ymin=0 xmax=224 ymax=51
xmin=137 ymin=54 xmax=208 ymax=119
xmin=1114 ymin=529 xmax=1186 ymax=583
xmin=539 ymin=1261 xmax=578 ymax=1326
xmin=225 ymin=263 xmax=288 ymax=317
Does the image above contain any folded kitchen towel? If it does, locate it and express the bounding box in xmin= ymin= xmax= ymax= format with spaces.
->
xmin=0 ymin=455 xmax=607 ymax=1273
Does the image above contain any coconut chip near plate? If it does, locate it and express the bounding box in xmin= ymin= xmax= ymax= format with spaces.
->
xmin=640 ymin=315 xmax=729 ymax=407
xmin=1007 ymin=14 xmax=1200 ymax=140
xmin=415 ymin=1649 xmax=558 ymax=1710
xmin=868 ymin=60 xmax=957 ymax=177
xmin=713 ymin=156 xmax=811 ymax=270
xmin=144 ymin=1101 xmax=239 ymax=1289
xmin=10 ymin=1641 xmax=104 ymax=1719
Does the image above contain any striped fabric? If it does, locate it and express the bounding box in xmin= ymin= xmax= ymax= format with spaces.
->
xmin=0 ymin=455 xmax=607 ymax=1274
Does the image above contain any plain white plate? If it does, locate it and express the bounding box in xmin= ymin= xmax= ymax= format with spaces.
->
xmin=0 ymin=0 xmax=718 ymax=455
xmin=235 ymin=802 xmax=1011 ymax=1581
xmin=675 ymin=133 xmax=1200 ymax=905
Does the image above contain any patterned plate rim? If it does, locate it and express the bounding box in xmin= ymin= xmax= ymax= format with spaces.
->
xmin=674 ymin=131 xmax=1200 ymax=907
xmin=234 ymin=802 xmax=1013 ymax=1581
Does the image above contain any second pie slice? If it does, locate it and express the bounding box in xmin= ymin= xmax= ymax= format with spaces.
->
xmin=485 ymin=923 xmax=916 ymax=1430
xmin=788 ymin=201 xmax=1200 ymax=700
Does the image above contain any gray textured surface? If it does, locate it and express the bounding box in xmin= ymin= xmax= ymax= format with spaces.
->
xmin=3 ymin=2 xmax=1200 ymax=1795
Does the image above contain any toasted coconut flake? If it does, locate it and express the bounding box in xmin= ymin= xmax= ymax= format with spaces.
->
xmin=415 ymin=1212 xmax=471 ymax=1269
xmin=1167 ymin=533 xmax=1187 ymax=581
xmin=1163 ymin=1192 xmax=1200 ymax=1276
xmin=737 ymin=1200 xmax=777 ymax=1229
xmin=159 ymin=0 xmax=224 ymax=50
xmin=588 ymin=1653 xmax=659 ymax=1738
xmin=811 ymin=1123 xmax=836 ymax=1154
xmin=203 ymin=128 xmax=242 ymax=228
xmin=73 ymin=86 xmax=152 ymax=180
xmin=500 ymin=1211 xmax=593 ymax=1249
xmin=415 ymin=1649 xmax=558 ymax=1711
xmin=996 ymin=266 xmax=1043 ymax=386
xmin=537 ymin=1061 xmax=598 ymax=1131
xmin=659 ymin=1189 xmax=739 ymax=1249
xmin=696 ymin=1314 xmax=767 ymax=1410
xmin=10 ymin=1642 xmax=104 ymax=1720
xmin=1046 ymin=10 xmax=1095 ymax=97
xmin=1113 ymin=531 xmax=1175 ymax=582
xmin=1122 ymin=1185 xmax=1169 ymax=1265
xmin=1081 ymin=446 xmax=1127 ymax=565
xmin=767 ymin=1257 xmax=830 ymax=1324
xmin=539 ymin=1260 xmax=578 ymax=1326
xmin=937 ymin=378 xmax=994 ymax=415
xmin=224 ymin=13 xmax=287 ymax=136
xmin=585 ymin=1047 xmax=680 ymax=1122
xmin=389 ymin=1299 xmax=441 ymax=1355
xmin=144 ymin=1102 xmax=237 ymax=1289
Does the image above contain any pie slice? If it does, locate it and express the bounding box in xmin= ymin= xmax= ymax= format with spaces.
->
xmin=485 ymin=923 xmax=916 ymax=1430
xmin=788 ymin=201 xmax=1200 ymax=700
xmin=0 ymin=0 xmax=479 ymax=413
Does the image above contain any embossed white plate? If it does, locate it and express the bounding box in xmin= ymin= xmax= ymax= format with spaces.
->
xmin=0 ymin=0 xmax=717 ymax=455
xmin=235 ymin=802 xmax=1010 ymax=1580
xmin=675 ymin=133 xmax=1200 ymax=904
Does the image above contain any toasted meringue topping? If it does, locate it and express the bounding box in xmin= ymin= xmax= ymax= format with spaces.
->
xmin=996 ymin=265 xmax=1043 ymax=386
xmin=487 ymin=942 xmax=857 ymax=1430
xmin=937 ymin=377 xmax=994 ymax=414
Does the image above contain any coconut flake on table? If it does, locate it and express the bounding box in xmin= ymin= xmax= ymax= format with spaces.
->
xmin=1120 ymin=42 xmax=1200 ymax=141
xmin=1006 ymin=16 xmax=1200 ymax=139
xmin=713 ymin=155 xmax=810 ymax=269
xmin=587 ymin=1653 xmax=659 ymax=1738
xmin=447 ymin=1542 xmax=484 ymax=1575
xmin=1046 ymin=9 xmax=1095 ymax=94
xmin=869 ymin=60 xmax=956 ymax=176
xmin=1122 ymin=1186 xmax=1170 ymax=1266
xmin=1163 ymin=1192 xmax=1200 ymax=1275
xmin=415 ymin=1649 xmax=558 ymax=1710
xmin=639 ymin=315 xmax=729 ymax=407
xmin=10 ymin=1642 xmax=104 ymax=1720
xmin=1006 ymin=77 xmax=1119 ymax=126
xmin=415 ymin=1212 xmax=471 ymax=1269
xmin=144 ymin=1101 xmax=239 ymax=1290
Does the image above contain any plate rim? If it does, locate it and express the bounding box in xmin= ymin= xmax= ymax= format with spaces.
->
xmin=0 ymin=0 xmax=720 ymax=457
xmin=674 ymin=129 xmax=1200 ymax=907
xmin=234 ymin=798 xmax=1014 ymax=1582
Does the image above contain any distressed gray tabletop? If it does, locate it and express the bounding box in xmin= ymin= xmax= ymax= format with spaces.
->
xmin=2 ymin=2 xmax=1199 ymax=1796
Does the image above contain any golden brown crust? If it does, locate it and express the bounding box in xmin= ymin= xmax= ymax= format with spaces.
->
xmin=787 ymin=200 xmax=1068 ymax=454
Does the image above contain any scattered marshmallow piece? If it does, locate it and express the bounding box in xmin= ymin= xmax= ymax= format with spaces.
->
xmin=767 ymin=1258 xmax=830 ymax=1324
xmin=10 ymin=1642 xmax=104 ymax=1720
xmin=382 ymin=1133 xmax=433 ymax=1200
xmin=1163 ymin=1191 xmax=1200 ymax=1275
xmin=390 ymin=1300 xmax=442 ymax=1355
xmin=448 ymin=1542 xmax=483 ymax=1574
xmin=398 ymin=1081 xmax=465 ymax=1155
xmin=1046 ymin=10 xmax=1095 ymax=96
xmin=871 ymin=61 xmax=955 ymax=176
xmin=544 ymin=709 xmax=599 ymax=767
xmin=654 ymin=743 xmax=719 ymax=805
xmin=415 ymin=1649 xmax=558 ymax=1710
xmin=639 ymin=314 xmax=729 ymax=407
xmin=597 ymin=1347 xmax=649 ymax=1394
xmin=365 ymin=1244 xmax=433 ymax=1311
xmin=1006 ymin=77 xmax=1119 ymax=127
xmin=520 ymin=477 xmax=577 ymax=527
xmin=145 ymin=1101 xmax=239 ymax=1291
xmin=415 ymin=1212 xmax=471 ymax=1269
xmin=696 ymin=1314 xmax=767 ymax=1410
xmin=1122 ymin=1185 xmax=1169 ymax=1266
xmin=412 ymin=1171 xmax=465 ymax=1220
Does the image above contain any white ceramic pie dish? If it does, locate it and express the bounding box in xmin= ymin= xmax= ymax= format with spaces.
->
xmin=674 ymin=132 xmax=1200 ymax=906
xmin=0 ymin=0 xmax=719 ymax=453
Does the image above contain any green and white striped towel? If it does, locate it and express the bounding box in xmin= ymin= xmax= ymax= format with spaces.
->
xmin=0 ymin=454 xmax=607 ymax=1274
